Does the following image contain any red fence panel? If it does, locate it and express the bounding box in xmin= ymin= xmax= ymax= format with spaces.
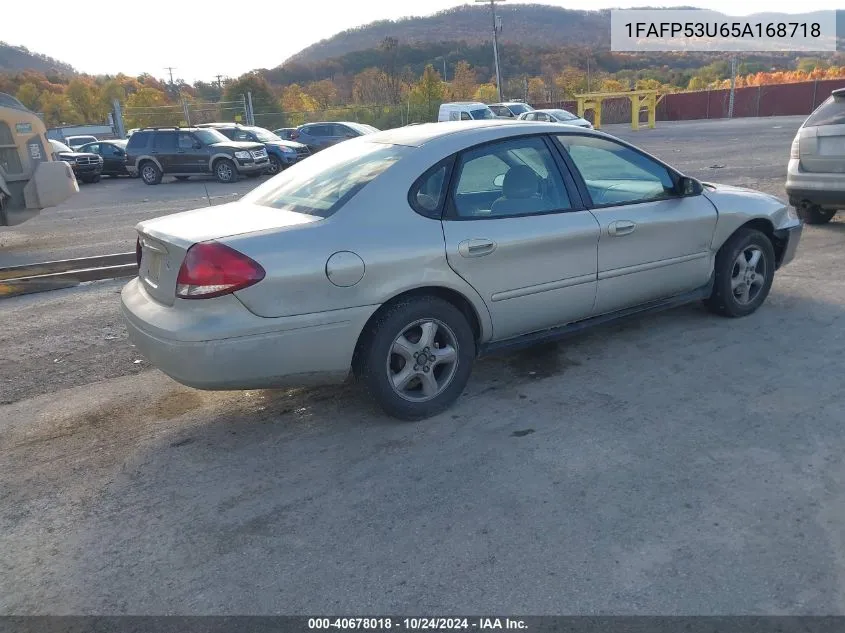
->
xmin=532 ymin=79 xmax=845 ymax=125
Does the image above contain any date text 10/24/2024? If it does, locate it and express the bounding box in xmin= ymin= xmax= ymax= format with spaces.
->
xmin=307 ymin=618 xmax=528 ymax=630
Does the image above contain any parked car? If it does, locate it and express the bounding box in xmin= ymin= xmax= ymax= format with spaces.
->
xmin=295 ymin=121 xmax=379 ymax=152
xmin=49 ymin=139 xmax=103 ymax=183
xmin=196 ymin=123 xmax=309 ymax=174
xmin=124 ymin=127 xmax=269 ymax=185
xmin=273 ymin=128 xmax=299 ymax=141
xmin=786 ymin=87 xmax=845 ymax=224
xmin=489 ymin=101 xmax=535 ymax=118
xmin=64 ymin=135 xmax=99 ymax=150
xmin=438 ymin=102 xmax=496 ymax=122
xmin=77 ymin=140 xmax=131 ymax=177
xmin=518 ymin=108 xmax=593 ymax=128
xmin=123 ymin=121 xmax=802 ymax=421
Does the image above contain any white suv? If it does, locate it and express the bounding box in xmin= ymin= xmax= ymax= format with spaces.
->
xmin=786 ymin=88 xmax=845 ymax=224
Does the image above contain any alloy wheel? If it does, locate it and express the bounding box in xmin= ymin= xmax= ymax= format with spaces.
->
xmin=731 ymin=246 xmax=767 ymax=305
xmin=386 ymin=319 xmax=459 ymax=402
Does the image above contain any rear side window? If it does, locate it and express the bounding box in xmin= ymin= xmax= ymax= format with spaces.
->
xmin=153 ymin=133 xmax=177 ymax=150
xmin=409 ymin=157 xmax=455 ymax=219
xmin=243 ymin=142 xmax=405 ymax=218
xmin=805 ymin=95 xmax=845 ymax=127
xmin=126 ymin=131 xmax=150 ymax=151
xmin=306 ymin=125 xmax=331 ymax=137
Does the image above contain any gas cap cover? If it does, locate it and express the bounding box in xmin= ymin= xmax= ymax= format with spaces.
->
xmin=325 ymin=251 xmax=365 ymax=287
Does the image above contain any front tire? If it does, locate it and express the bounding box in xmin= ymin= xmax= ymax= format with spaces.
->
xmin=798 ymin=205 xmax=835 ymax=225
xmin=267 ymin=155 xmax=283 ymax=175
xmin=214 ymin=159 xmax=238 ymax=183
xmin=357 ymin=297 xmax=476 ymax=421
xmin=705 ymin=228 xmax=775 ymax=318
xmin=140 ymin=161 xmax=162 ymax=185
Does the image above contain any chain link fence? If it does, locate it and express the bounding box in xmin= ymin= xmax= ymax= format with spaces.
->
xmin=122 ymin=100 xmax=248 ymax=129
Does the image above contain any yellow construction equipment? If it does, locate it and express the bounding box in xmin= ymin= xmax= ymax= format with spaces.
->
xmin=574 ymin=89 xmax=662 ymax=130
xmin=0 ymin=93 xmax=78 ymax=227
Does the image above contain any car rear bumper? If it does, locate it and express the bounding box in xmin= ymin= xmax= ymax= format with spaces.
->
xmin=120 ymin=278 xmax=378 ymax=390
xmin=774 ymin=221 xmax=803 ymax=269
xmin=786 ymin=159 xmax=845 ymax=208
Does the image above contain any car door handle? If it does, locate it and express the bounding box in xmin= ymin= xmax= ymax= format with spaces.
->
xmin=608 ymin=220 xmax=637 ymax=236
xmin=458 ymin=239 xmax=497 ymax=257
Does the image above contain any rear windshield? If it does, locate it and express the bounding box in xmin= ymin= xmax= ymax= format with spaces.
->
xmin=804 ymin=95 xmax=845 ymax=128
xmin=242 ymin=141 xmax=406 ymax=218
xmin=471 ymin=108 xmax=495 ymax=120
xmin=508 ymin=103 xmax=531 ymax=115
xmin=551 ymin=109 xmax=578 ymax=121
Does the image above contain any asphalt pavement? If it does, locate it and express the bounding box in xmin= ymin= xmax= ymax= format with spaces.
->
xmin=4 ymin=115 xmax=845 ymax=615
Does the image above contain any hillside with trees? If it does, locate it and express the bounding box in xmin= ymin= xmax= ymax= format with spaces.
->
xmin=288 ymin=4 xmax=610 ymax=64
xmin=0 ymin=42 xmax=75 ymax=75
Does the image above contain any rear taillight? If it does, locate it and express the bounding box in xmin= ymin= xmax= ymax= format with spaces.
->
xmin=136 ymin=237 xmax=142 ymax=268
xmin=790 ymin=137 xmax=800 ymax=159
xmin=176 ymin=241 xmax=265 ymax=299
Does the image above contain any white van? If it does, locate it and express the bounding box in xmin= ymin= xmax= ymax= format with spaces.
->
xmin=437 ymin=102 xmax=496 ymax=122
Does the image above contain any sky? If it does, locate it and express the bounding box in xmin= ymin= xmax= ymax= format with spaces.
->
xmin=1 ymin=0 xmax=840 ymax=83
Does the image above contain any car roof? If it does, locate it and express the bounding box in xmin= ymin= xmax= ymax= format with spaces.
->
xmin=365 ymin=120 xmax=601 ymax=148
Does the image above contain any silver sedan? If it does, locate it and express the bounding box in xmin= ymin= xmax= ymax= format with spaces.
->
xmin=518 ymin=108 xmax=593 ymax=128
xmin=122 ymin=121 xmax=802 ymax=420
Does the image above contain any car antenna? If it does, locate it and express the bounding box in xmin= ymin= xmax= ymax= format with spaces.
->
xmin=203 ymin=182 xmax=212 ymax=207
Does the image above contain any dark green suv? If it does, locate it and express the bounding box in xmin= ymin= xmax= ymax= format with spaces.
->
xmin=125 ymin=127 xmax=269 ymax=185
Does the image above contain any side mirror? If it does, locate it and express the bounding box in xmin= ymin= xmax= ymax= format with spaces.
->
xmin=493 ymin=173 xmax=506 ymax=188
xmin=194 ymin=142 xmax=202 ymax=150
xmin=677 ymin=175 xmax=702 ymax=196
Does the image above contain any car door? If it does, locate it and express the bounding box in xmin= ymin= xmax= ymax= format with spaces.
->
xmin=100 ymin=143 xmax=123 ymax=173
xmin=554 ymin=133 xmax=718 ymax=316
xmin=173 ymin=132 xmax=206 ymax=173
xmin=440 ymin=134 xmax=601 ymax=341
xmin=151 ymin=131 xmax=178 ymax=172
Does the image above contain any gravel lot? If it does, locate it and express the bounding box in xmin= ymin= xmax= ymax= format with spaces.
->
xmin=4 ymin=116 xmax=845 ymax=615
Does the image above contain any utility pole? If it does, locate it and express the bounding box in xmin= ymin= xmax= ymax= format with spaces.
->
xmin=728 ymin=55 xmax=737 ymax=118
xmin=215 ymin=74 xmax=224 ymax=90
xmin=164 ymin=67 xmax=176 ymax=85
xmin=475 ymin=0 xmax=505 ymax=102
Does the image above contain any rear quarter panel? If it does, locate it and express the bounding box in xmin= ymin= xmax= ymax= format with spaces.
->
xmin=228 ymin=147 xmax=494 ymax=340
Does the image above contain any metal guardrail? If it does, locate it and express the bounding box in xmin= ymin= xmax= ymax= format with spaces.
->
xmin=0 ymin=253 xmax=138 ymax=299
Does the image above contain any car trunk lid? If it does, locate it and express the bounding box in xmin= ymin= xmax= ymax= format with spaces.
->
xmin=136 ymin=201 xmax=320 ymax=306
xmin=799 ymin=124 xmax=845 ymax=174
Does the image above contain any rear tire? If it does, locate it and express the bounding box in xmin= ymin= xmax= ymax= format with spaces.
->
xmin=356 ymin=296 xmax=476 ymax=421
xmin=705 ymin=228 xmax=775 ymax=318
xmin=214 ymin=159 xmax=238 ymax=183
xmin=140 ymin=161 xmax=162 ymax=185
xmin=798 ymin=205 xmax=835 ymax=225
